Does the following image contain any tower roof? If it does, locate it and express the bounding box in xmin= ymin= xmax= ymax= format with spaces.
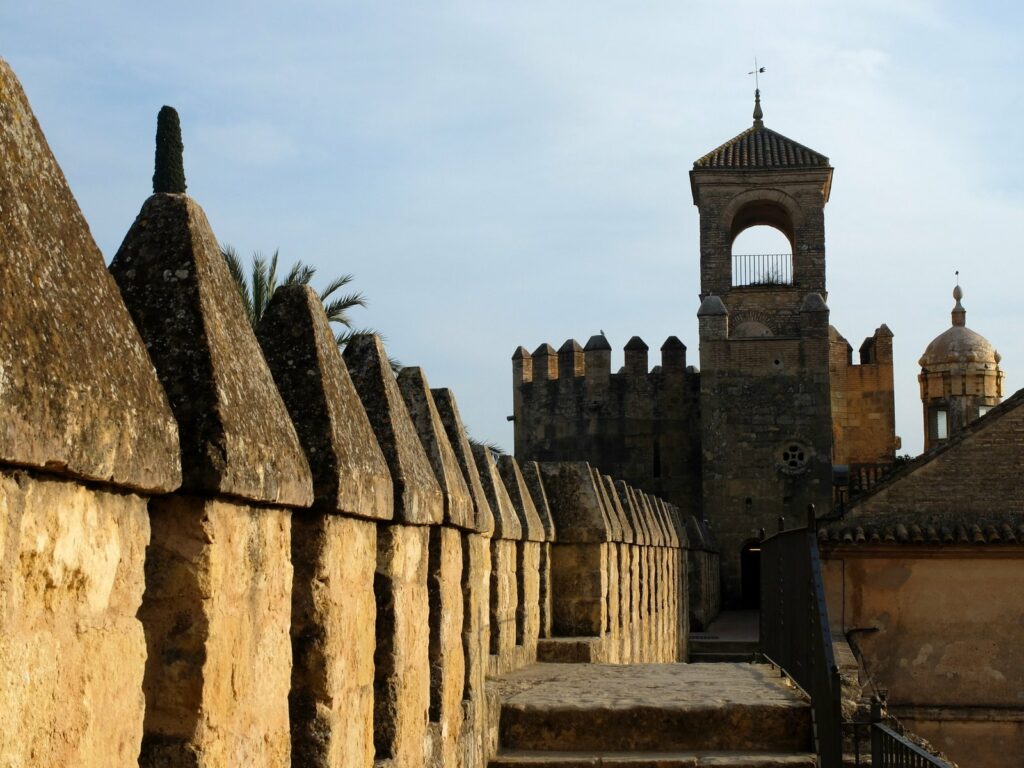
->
xmin=693 ymin=125 xmax=830 ymax=169
xmin=694 ymin=90 xmax=829 ymax=169
xmin=919 ymin=284 xmax=1001 ymax=368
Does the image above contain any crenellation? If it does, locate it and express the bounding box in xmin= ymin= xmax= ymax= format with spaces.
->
xmin=624 ymin=336 xmax=650 ymax=376
xmin=661 ymin=336 xmax=687 ymax=373
xmin=558 ymin=338 xmax=585 ymax=378
xmin=532 ymin=343 xmax=558 ymax=381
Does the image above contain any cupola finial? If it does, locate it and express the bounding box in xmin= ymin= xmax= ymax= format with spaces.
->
xmin=747 ymin=58 xmax=766 ymax=129
xmin=951 ymin=272 xmax=966 ymax=327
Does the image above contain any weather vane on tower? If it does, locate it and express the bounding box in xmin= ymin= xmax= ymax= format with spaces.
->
xmin=748 ymin=58 xmax=766 ymax=128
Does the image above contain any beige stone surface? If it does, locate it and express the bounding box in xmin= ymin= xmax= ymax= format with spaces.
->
xmin=258 ymin=284 xmax=393 ymax=521
xmin=460 ymin=533 xmax=491 ymax=767
xmin=111 ymin=194 xmax=313 ymax=507
xmin=510 ymin=541 xmax=542 ymax=670
xmin=0 ymin=470 xmax=150 ymax=768
xmin=139 ymin=496 xmax=292 ymax=768
xmin=550 ymin=543 xmax=607 ymax=638
xmin=0 ymin=60 xmax=180 ymax=493
xmin=291 ymin=514 xmax=377 ymax=768
xmin=427 ymin=526 xmax=466 ymax=768
xmin=489 ymin=539 xmax=520 ymax=676
xmin=902 ymin=715 xmax=1020 ymax=768
xmin=495 ymin=663 xmax=811 ymax=753
xmin=374 ymin=524 xmax=430 ymax=768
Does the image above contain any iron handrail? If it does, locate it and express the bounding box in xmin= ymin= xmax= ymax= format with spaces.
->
xmin=760 ymin=511 xmax=843 ymax=768
xmin=731 ymin=252 xmax=793 ymax=286
xmin=872 ymin=722 xmax=952 ymax=767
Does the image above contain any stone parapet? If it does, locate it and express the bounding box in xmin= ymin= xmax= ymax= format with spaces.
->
xmin=1 ymin=57 xmax=698 ymax=768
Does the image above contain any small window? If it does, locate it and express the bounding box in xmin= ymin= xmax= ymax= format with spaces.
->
xmin=934 ymin=409 xmax=948 ymax=440
xmin=979 ymin=405 xmax=991 ymax=418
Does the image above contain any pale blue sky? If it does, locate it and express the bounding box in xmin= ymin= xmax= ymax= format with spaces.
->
xmin=4 ymin=2 xmax=1023 ymax=455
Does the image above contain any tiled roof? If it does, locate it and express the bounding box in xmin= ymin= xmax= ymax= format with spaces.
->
xmin=819 ymin=519 xmax=1024 ymax=547
xmin=693 ymin=126 xmax=830 ymax=169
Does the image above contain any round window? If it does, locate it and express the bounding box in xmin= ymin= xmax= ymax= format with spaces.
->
xmin=777 ymin=441 xmax=812 ymax=476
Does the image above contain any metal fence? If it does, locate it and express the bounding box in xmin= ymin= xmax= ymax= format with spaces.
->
xmin=732 ymin=253 xmax=793 ymax=286
xmin=760 ymin=510 xmax=843 ymax=768
xmin=847 ymin=700 xmax=954 ymax=768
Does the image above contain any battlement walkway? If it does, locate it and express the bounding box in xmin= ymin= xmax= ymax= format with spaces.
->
xmin=489 ymin=662 xmax=815 ymax=767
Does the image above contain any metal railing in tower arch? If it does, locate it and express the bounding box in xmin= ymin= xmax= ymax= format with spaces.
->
xmin=732 ymin=252 xmax=793 ymax=286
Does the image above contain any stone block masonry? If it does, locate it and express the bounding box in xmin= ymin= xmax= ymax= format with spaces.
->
xmin=0 ymin=56 xmax=702 ymax=768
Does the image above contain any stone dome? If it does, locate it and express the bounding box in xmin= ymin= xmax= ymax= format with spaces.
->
xmin=919 ymin=284 xmax=1001 ymax=368
xmin=919 ymin=326 xmax=1000 ymax=367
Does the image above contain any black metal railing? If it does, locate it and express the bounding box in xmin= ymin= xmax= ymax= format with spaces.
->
xmin=760 ymin=508 xmax=843 ymax=768
xmin=847 ymin=700 xmax=954 ymax=767
xmin=732 ymin=253 xmax=793 ymax=286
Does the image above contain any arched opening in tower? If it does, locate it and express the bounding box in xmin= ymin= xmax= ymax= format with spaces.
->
xmin=730 ymin=201 xmax=794 ymax=287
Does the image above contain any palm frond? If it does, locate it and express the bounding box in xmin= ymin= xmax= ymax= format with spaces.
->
xmin=284 ymin=260 xmax=316 ymax=286
xmin=323 ymin=292 xmax=367 ymax=325
xmin=319 ymin=273 xmax=356 ymax=301
xmin=468 ymin=436 xmax=506 ymax=456
xmin=220 ymin=244 xmax=254 ymax=323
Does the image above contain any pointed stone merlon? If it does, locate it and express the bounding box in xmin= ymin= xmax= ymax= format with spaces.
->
xmin=432 ymin=387 xmax=495 ymax=535
xmin=512 ymin=346 xmax=533 ymax=384
xmin=497 ymin=455 xmax=548 ymax=542
xmin=661 ymin=336 xmax=687 ymax=373
xmin=558 ymin=339 xmax=585 ymax=379
xmin=0 ymin=59 xmax=181 ymax=493
xmin=520 ymin=461 xmax=557 ymax=541
xmin=537 ymin=462 xmax=613 ymax=543
xmin=859 ymin=324 xmax=894 ymax=365
xmin=616 ymin=482 xmax=649 ymax=545
xmin=624 ymin=336 xmax=649 ymax=377
xmin=584 ymin=334 xmax=612 ymax=383
xmin=343 ymin=335 xmax=443 ymax=525
xmin=697 ymin=295 xmax=729 ymax=340
xmin=397 ymin=367 xmax=475 ymax=529
xmin=110 ymin=193 xmax=312 ymax=506
xmin=800 ymin=292 xmax=830 ymax=337
xmin=592 ymin=469 xmax=630 ymax=543
xmin=532 ymin=343 xmax=558 ymax=381
xmin=256 ymin=285 xmax=393 ymax=519
xmin=473 ymin=444 xmax=522 ymax=540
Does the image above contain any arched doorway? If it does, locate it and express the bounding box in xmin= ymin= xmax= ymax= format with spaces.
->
xmin=740 ymin=541 xmax=761 ymax=609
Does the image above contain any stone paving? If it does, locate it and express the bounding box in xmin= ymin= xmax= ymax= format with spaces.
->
xmin=492 ymin=663 xmax=814 ymax=762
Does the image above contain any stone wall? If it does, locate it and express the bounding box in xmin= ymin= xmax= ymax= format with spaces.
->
xmin=821 ymin=548 xmax=1024 ymax=768
xmin=698 ymin=294 xmax=834 ymax=606
xmin=829 ymin=324 xmax=897 ymax=479
xmin=512 ymin=335 xmax=702 ymax=520
xmin=0 ymin=57 xmax=692 ymax=768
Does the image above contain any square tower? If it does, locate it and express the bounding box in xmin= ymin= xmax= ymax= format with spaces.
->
xmin=691 ymin=92 xmax=835 ymax=606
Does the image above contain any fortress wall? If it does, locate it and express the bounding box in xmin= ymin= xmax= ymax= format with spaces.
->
xmin=0 ymin=60 xmax=181 ymax=768
xmin=512 ymin=337 xmax=703 ymax=519
xmin=2 ymin=57 xmax=694 ymax=768
xmin=829 ymin=325 xmax=897 ymax=470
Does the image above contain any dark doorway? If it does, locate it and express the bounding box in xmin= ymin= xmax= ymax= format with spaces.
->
xmin=740 ymin=542 xmax=761 ymax=609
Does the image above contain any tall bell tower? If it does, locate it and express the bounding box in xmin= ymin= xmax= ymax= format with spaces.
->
xmin=691 ymin=91 xmax=835 ymax=606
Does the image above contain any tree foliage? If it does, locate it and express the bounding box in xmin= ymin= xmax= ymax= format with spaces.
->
xmin=221 ymin=245 xmax=400 ymax=369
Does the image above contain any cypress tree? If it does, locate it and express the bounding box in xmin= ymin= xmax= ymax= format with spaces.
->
xmin=152 ymin=106 xmax=186 ymax=194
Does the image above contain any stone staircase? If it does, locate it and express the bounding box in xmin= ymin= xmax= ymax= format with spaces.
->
xmin=688 ymin=610 xmax=759 ymax=663
xmin=488 ymin=663 xmax=816 ymax=767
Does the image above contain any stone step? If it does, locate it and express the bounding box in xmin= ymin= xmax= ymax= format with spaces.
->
xmin=489 ymin=749 xmax=817 ymax=768
xmin=687 ymin=639 xmax=759 ymax=655
xmin=687 ymin=651 xmax=758 ymax=663
xmin=496 ymin=663 xmax=812 ymax=754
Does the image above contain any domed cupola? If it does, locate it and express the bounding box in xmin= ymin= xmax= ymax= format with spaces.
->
xmin=919 ymin=283 xmax=1004 ymax=450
